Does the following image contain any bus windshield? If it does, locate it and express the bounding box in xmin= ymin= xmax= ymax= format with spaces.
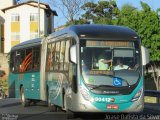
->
xmin=80 ymin=40 xmax=141 ymax=88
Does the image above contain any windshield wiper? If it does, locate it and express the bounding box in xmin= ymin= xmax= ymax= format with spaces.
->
xmin=117 ymin=77 xmax=130 ymax=87
xmin=90 ymin=85 xmax=117 ymax=90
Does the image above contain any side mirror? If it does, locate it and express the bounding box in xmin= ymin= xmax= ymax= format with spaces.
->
xmin=70 ymin=45 xmax=77 ymax=64
xmin=141 ymin=46 xmax=150 ymax=65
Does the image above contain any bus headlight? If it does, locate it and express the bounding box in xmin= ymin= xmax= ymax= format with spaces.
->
xmin=80 ymin=87 xmax=94 ymax=102
xmin=131 ymin=87 xmax=143 ymax=102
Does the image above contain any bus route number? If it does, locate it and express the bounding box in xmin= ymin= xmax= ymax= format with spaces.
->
xmin=94 ymin=97 xmax=111 ymax=102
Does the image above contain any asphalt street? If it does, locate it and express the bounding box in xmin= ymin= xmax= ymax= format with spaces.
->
xmin=0 ymin=98 xmax=159 ymax=120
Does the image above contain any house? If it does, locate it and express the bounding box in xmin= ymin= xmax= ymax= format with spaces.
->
xmin=0 ymin=0 xmax=16 ymax=53
xmin=2 ymin=1 xmax=57 ymax=53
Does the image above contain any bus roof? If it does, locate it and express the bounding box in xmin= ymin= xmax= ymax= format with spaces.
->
xmin=49 ymin=24 xmax=139 ymax=41
xmin=11 ymin=38 xmax=42 ymax=51
xmin=11 ymin=25 xmax=139 ymax=51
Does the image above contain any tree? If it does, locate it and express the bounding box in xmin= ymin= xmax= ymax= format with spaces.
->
xmin=115 ymin=2 xmax=160 ymax=61
xmin=81 ymin=0 xmax=119 ymax=24
xmin=137 ymin=2 xmax=160 ymax=91
xmin=114 ymin=2 xmax=160 ymax=90
xmin=60 ymin=1 xmax=160 ymax=90
xmin=54 ymin=0 xmax=88 ymax=24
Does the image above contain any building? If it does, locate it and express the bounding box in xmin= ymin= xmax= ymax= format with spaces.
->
xmin=2 ymin=1 xmax=57 ymax=53
xmin=0 ymin=0 xmax=16 ymax=53
xmin=0 ymin=0 xmax=16 ymax=78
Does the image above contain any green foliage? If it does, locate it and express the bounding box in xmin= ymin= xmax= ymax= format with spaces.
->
xmin=65 ymin=19 xmax=89 ymax=26
xmin=81 ymin=0 xmax=119 ymax=24
xmin=115 ymin=2 xmax=160 ymax=61
xmin=0 ymin=79 xmax=8 ymax=94
xmin=64 ymin=1 xmax=160 ymax=61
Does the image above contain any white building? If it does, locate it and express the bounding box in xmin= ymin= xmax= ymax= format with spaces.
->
xmin=2 ymin=1 xmax=57 ymax=53
xmin=0 ymin=0 xmax=15 ymax=53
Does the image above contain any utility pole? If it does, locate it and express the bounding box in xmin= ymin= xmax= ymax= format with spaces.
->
xmin=38 ymin=0 xmax=40 ymax=38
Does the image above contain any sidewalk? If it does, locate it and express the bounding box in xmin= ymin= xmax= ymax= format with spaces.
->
xmin=145 ymin=103 xmax=160 ymax=111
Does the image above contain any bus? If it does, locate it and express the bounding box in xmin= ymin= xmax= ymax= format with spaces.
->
xmin=8 ymin=24 xmax=149 ymax=118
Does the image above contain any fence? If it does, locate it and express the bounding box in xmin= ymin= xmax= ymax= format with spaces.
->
xmin=145 ymin=90 xmax=160 ymax=103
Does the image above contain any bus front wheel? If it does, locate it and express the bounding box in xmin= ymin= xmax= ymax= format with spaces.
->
xmin=20 ymin=87 xmax=30 ymax=107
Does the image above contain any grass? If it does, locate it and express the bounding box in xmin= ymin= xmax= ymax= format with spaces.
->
xmin=0 ymin=78 xmax=8 ymax=95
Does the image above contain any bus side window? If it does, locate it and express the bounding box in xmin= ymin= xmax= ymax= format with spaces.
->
xmin=46 ymin=43 xmax=56 ymax=71
xmin=64 ymin=40 xmax=70 ymax=71
xmin=22 ymin=48 xmax=33 ymax=72
xmin=54 ymin=42 xmax=60 ymax=71
xmin=51 ymin=43 xmax=56 ymax=70
xmin=19 ymin=49 xmax=25 ymax=72
xmin=14 ymin=50 xmax=21 ymax=73
xmin=46 ymin=44 xmax=52 ymax=71
xmin=10 ymin=51 xmax=16 ymax=72
xmin=60 ymin=41 xmax=65 ymax=71
xmin=33 ymin=46 xmax=40 ymax=71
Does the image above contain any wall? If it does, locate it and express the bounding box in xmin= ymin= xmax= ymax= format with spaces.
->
xmin=0 ymin=53 xmax=9 ymax=79
xmin=4 ymin=4 xmax=45 ymax=53
xmin=0 ymin=0 xmax=15 ymax=9
xmin=0 ymin=0 xmax=15 ymax=53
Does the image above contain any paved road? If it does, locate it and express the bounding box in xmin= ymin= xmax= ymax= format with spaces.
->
xmin=0 ymin=98 xmax=160 ymax=120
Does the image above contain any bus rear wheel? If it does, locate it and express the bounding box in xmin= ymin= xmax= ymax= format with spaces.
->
xmin=20 ymin=87 xmax=30 ymax=107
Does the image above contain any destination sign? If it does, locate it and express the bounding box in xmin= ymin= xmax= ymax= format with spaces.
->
xmin=86 ymin=41 xmax=132 ymax=47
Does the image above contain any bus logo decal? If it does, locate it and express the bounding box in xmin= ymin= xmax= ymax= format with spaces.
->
xmin=113 ymin=77 xmax=122 ymax=86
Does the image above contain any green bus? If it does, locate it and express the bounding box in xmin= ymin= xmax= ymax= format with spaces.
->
xmin=8 ymin=25 xmax=149 ymax=118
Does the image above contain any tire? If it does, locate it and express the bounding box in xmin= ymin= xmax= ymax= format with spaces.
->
xmin=30 ymin=100 xmax=37 ymax=106
xmin=20 ymin=87 xmax=30 ymax=107
xmin=47 ymin=90 xmax=57 ymax=112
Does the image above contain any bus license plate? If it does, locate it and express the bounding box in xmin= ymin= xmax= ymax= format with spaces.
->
xmin=107 ymin=105 xmax=119 ymax=109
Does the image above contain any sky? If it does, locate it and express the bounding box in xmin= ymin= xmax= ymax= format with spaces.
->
xmin=19 ymin=0 xmax=160 ymax=28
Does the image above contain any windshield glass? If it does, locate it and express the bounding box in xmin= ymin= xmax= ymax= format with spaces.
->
xmin=80 ymin=40 xmax=141 ymax=87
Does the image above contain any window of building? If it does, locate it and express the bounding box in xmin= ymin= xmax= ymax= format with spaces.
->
xmin=11 ymin=32 xmax=20 ymax=40
xmin=30 ymin=13 xmax=38 ymax=22
xmin=11 ymin=14 xmax=20 ymax=22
